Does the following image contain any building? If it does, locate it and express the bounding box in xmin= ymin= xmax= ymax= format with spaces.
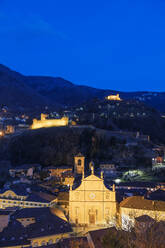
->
xmin=119 ymin=196 xmax=165 ymax=229
xmin=0 ymin=188 xmax=54 ymax=209
xmin=69 ymin=165 xmax=117 ymax=226
xmin=61 ymin=171 xmax=74 ymax=186
xmin=9 ymin=164 xmax=41 ymax=178
xmin=31 ymin=113 xmax=69 ymax=129
xmin=106 ymin=94 xmax=121 ymax=101
xmin=100 ymin=163 xmax=116 ymax=176
xmin=0 ymin=210 xmax=12 ymax=232
xmin=87 ymin=227 xmax=117 ymax=248
xmin=0 ymin=207 xmax=72 ymax=248
xmin=74 ymin=153 xmax=85 ymax=175
xmin=5 ymin=125 xmax=15 ymax=134
xmin=46 ymin=166 xmax=72 ymax=177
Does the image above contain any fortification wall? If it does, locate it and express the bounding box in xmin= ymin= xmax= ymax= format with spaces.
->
xmin=31 ymin=116 xmax=69 ymax=129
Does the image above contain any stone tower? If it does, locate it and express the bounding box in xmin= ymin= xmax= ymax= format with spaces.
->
xmin=74 ymin=153 xmax=85 ymax=174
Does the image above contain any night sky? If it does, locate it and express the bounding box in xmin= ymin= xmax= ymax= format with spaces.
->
xmin=0 ymin=0 xmax=165 ymax=91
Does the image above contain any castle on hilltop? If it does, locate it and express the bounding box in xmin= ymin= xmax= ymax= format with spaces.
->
xmin=106 ymin=93 xmax=121 ymax=101
xmin=31 ymin=113 xmax=69 ymax=129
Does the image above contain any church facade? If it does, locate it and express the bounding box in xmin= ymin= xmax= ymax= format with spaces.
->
xmin=69 ymin=166 xmax=117 ymax=226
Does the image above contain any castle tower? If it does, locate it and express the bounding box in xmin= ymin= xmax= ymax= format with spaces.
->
xmin=41 ymin=113 xmax=48 ymax=121
xmin=74 ymin=153 xmax=85 ymax=175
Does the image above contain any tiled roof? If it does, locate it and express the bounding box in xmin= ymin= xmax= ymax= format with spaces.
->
xmin=0 ymin=220 xmax=29 ymax=247
xmin=0 ymin=184 xmax=29 ymax=196
xmin=26 ymin=193 xmax=50 ymax=203
xmin=57 ymin=192 xmax=69 ymax=202
xmin=12 ymin=207 xmax=50 ymax=219
xmin=120 ymin=196 xmax=165 ymax=211
xmin=0 ymin=207 xmax=72 ymax=246
xmin=27 ymin=214 xmax=72 ymax=238
xmin=88 ymin=228 xmax=118 ymax=248
xmin=0 ymin=210 xmax=13 ymax=215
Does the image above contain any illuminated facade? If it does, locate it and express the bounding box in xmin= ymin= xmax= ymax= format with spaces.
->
xmin=119 ymin=196 xmax=165 ymax=229
xmin=106 ymin=94 xmax=121 ymax=101
xmin=31 ymin=113 xmax=69 ymax=129
xmin=0 ymin=190 xmax=53 ymax=209
xmin=69 ymin=166 xmax=117 ymax=226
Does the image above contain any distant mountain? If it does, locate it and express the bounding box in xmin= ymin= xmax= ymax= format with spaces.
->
xmin=25 ymin=76 xmax=117 ymax=106
xmin=0 ymin=64 xmax=165 ymax=113
xmin=0 ymin=64 xmax=49 ymax=112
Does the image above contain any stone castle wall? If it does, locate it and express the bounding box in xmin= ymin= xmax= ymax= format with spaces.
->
xmin=31 ymin=114 xmax=69 ymax=129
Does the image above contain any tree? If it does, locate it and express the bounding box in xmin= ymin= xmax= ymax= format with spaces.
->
xmin=102 ymin=229 xmax=126 ymax=248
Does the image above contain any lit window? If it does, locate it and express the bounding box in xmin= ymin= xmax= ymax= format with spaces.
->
xmin=41 ymin=241 xmax=46 ymax=246
xmin=48 ymin=239 xmax=53 ymax=244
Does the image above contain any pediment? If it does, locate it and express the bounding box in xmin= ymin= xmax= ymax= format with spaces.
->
xmin=83 ymin=174 xmax=102 ymax=181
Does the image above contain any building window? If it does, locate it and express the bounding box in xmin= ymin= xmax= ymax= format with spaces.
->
xmin=106 ymin=193 xmax=110 ymax=200
xmin=41 ymin=241 xmax=46 ymax=246
xmin=48 ymin=239 xmax=53 ymax=244
xmin=105 ymin=208 xmax=110 ymax=215
xmin=33 ymin=242 xmax=38 ymax=247
xmin=75 ymin=207 xmax=79 ymax=216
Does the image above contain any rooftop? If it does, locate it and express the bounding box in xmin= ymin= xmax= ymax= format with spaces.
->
xmin=0 ymin=207 xmax=72 ymax=246
xmin=120 ymin=196 xmax=165 ymax=211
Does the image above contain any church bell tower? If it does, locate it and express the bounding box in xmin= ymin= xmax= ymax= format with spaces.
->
xmin=74 ymin=153 xmax=85 ymax=175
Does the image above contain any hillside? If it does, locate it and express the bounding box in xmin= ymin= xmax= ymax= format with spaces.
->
xmin=0 ymin=64 xmax=165 ymax=112
xmin=0 ymin=126 xmax=153 ymax=168
xmin=73 ymin=98 xmax=165 ymax=144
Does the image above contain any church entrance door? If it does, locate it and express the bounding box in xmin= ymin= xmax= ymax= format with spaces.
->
xmin=89 ymin=214 xmax=95 ymax=224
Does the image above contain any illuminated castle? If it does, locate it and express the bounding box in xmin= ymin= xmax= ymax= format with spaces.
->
xmin=31 ymin=114 xmax=69 ymax=130
xmin=106 ymin=93 xmax=121 ymax=101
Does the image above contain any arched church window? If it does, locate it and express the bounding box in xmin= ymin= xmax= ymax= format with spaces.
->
xmin=78 ymin=159 xmax=81 ymax=166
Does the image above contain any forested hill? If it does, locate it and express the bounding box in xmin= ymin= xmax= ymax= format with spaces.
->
xmin=0 ymin=126 xmax=153 ymax=168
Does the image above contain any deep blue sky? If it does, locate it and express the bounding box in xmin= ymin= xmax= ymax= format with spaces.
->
xmin=0 ymin=0 xmax=165 ymax=91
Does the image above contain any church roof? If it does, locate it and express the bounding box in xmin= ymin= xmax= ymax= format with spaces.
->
xmin=120 ymin=196 xmax=165 ymax=211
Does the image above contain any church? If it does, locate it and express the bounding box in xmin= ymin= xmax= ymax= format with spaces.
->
xmin=69 ymin=155 xmax=117 ymax=226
